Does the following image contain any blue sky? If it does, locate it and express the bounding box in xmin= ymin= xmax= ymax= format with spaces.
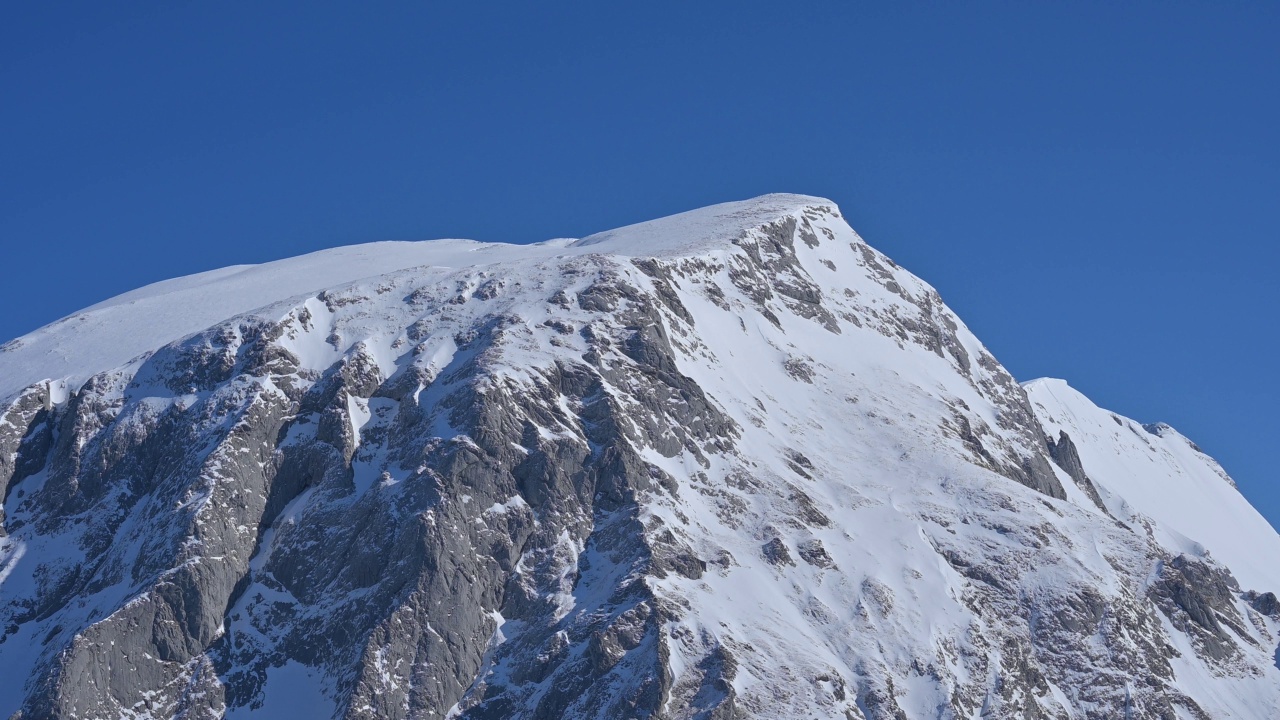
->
xmin=2 ymin=2 xmax=1277 ymax=524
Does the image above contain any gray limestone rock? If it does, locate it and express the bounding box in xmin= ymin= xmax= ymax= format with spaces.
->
xmin=1045 ymin=429 xmax=1108 ymax=511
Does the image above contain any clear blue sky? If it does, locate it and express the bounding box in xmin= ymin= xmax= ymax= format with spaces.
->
xmin=2 ymin=2 xmax=1277 ymax=525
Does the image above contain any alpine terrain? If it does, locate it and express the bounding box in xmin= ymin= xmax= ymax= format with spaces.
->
xmin=2 ymin=194 xmax=1279 ymax=719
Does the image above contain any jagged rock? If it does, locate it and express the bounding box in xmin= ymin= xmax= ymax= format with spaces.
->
xmin=1045 ymin=429 xmax=1107 ymax=511
xmin=761 ymin=537 xmax=795 ymax=567
xmin=797 ymin=539 xmax=835 ymax=569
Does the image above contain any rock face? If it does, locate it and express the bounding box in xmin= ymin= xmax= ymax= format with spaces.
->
xmin=2 ymin=194 xmax=1279 ymax=719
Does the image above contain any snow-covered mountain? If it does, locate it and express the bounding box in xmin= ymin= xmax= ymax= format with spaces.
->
xmin=2 ymin=194 xmax=1277 ymax=719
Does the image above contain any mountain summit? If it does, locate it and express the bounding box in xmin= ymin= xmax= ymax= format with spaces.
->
xmin=2 ymin=196 xmax=1277 ymax=719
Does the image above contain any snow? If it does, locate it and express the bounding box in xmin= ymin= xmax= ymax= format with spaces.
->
xmin=224 ymin=661 xmax=334 ymax=720
xmin=1025 ymin=377 xmax=1280 ymax=594
xmin=0 ymin=194 xmax=826 ymax=405
xmin=486 ymin=495 xmax=529 ymax=515
xmin=574 ymin=193 xmax=835 ymax=255
xmin=347 ymin=395 xmax=372 ymax=447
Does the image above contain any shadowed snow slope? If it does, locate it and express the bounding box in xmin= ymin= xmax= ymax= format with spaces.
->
xmin=1 ymin=195 xmax=1278 ymax=719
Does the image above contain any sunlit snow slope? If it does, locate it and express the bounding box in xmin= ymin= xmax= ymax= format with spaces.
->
xmin=1025 ymin=378 xmax=1280 ymax=595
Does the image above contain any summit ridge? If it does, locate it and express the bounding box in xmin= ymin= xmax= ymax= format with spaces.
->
xmin=0 ymin=194 xmax=831 ymax=404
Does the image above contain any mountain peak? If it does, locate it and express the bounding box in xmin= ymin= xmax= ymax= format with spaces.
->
xmin=3 ymin=197 xmax=1278 ymax=719
xmin=572 ymin=193 xmax=839 ymax=255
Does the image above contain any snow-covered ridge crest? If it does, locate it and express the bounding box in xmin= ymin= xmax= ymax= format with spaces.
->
xmin=0 ymin=193 xmax=830 ymax=405
xmin=1 ymin=194 xmax=1279 ymax=719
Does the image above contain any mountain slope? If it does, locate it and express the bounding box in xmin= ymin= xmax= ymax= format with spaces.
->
xmin=1 ymin=195 xmax=1277 ymax=719
xmin=1025 ymin=377 xmax=1280 ymax=596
